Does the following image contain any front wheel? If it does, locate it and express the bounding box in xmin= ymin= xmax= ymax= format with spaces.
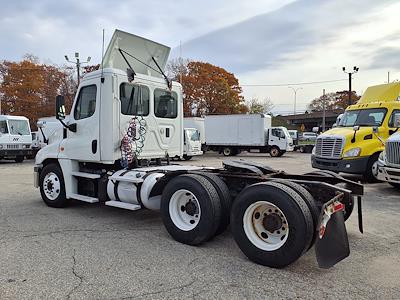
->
xmin=365 ymin=153 xmax=381 ymax=183
xmin=39 ymin=163 xmax=68 ymax=208
xmin=269 ymin=147 xmax=280 ymax=157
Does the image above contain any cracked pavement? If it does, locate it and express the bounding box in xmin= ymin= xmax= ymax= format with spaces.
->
xmin=0 ymin=152 xmax=400 ymax=299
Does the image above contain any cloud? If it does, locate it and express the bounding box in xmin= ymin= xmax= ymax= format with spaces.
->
xmin=369 ymin=47 xmax=400 ymax=69
xmin=175 ymin=0 xmax=396 ymax=74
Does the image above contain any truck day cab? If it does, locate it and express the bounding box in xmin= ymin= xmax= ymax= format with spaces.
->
xmin=182 ymin=128 xmax=203 ymax=160
xmin=312 ymin=83 xmax=400 ymax=182
xmin=0 ymin=115 xmax=33 ymax=162
xmin=34 ymin=29 xmax=364 ymax=268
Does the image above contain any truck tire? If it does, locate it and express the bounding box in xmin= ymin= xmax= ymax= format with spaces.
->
xmin=161 ymin=174 xmax=222 ymax=245
xmin=183 ymin=155 xmax=192 ymax=161
xmin=194 ymin=172 xmax=232 ymax=236
xmin=223 ymin=147 xmax=233 ymax=156
xmin=231 ymin=182 xmax=313 ymax=268
xmin=15 ymin=156 xmax=24 ymax=163
xmin=277 ymin=151 xmax=285 ymax=157
xmin=39 ymin=163 xmax=68 ymax=208
xmin=269 ymin=147 xmax=280 ymax=157
xmin=270 ymin=179 xmax=319 ymax=250
xmin=365 ymin=153 xmax=381 ymax=183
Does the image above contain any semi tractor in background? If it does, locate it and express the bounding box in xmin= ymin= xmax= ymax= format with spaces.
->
xmin=0 ymin=115 xmax=33 ymax=162
xmin=312 ymin=82 xmax=400 ymax=182
xmin=182 ymin=128 xmax=203 ymax=160
xmin=33 ymin=29 xmax=363 ymax=269
xmin=185 ymin=114 xmax=293 ymax=157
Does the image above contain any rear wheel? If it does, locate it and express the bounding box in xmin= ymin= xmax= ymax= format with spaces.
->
xmin=39 ymin=163 xmax=68 ymax=208
xmin=183 ymin=155 xmax=192 ymax=161
xmin=231 ymin=182 xmax=313 ymax=268
xmin=15 ymin=156 xmax=24 ymax=163
xmin=223 ymin=147 xmax=233 ymax=156
xmin=270 ymin=147 xmax=280 ymax=157
xmin=161 ymin=174 xmax=222 ymax=245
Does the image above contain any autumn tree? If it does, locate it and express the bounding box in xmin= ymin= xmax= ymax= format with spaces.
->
xmin=247 ymin=97 xmax=274 ymax=114
xmin=308 ymin=90 xmax=360 ymax=112
xmin=167 ymin=59 xmax=247 ymax=116
xmin=0 ymin=55 xmax=77 ymax=129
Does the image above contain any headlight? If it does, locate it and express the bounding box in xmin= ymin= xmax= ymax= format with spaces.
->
xmin=312 ymin=146 xmax=315 ymax=155
xmin=343 ymin=148 xmax=361 ymax=157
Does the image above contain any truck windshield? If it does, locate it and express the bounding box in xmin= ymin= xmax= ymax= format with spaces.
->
xmin=187 ymin=129 xmax=200 ymax=141
xmin=8 ymin=120 xmax=30 ymax=135
xmin=338 ymin=108 xmax=387 ymax=127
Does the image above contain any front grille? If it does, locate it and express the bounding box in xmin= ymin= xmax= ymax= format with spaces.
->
xmin=386 ymin=141 xmax=400 ymax=166
xmin=6 ymin=144 xmax=21 ymax=149
xmin=315 ymin=136 xmax=344 ymax=159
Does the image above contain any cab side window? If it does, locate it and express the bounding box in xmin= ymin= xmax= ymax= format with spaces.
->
xmin=388 ymin=110 xmax=400 ymax=127
xmin=0 ymin=121 xmax=8 ymax=134
xmin=120 ymin=83 xmax=150 ymax=116
xmin=74 ymin=85 xmax=97 ymax=120
xmin=271 ymin=129 xmax=281 ymax=137
xmin=154 ymin=89 xmax=178 ymax=118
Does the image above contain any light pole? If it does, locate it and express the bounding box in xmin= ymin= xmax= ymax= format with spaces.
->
xmin=65 ymin=52 xmax=91 ymax=85
xmin=342 ymin=66 xmax=359 ymax=106
xmin=288 ymin=86 xmax=302 ymax=115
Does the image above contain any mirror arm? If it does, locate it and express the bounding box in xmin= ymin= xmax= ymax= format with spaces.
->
xmin=39 ymin=127 xmax=48 ymax=144
xmin=58 ymin=119 xmax=77 ymax=133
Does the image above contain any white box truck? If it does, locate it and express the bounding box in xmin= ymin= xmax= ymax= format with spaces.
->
xmin=184 ymin=117 xmax=205 ymax=149
xmin=0 ymin=115 xmax=33 ymax=162
xmin=204 ymin=114 xmax=293 ymax=157
xmin=33 ymin=29 xmax=363 ymax=269
xmin=183 ymin=128 xmax=203 ymax=160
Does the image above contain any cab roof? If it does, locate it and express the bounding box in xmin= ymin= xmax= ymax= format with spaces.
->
xmin=357 ymin=82 xmax=400 ymax=104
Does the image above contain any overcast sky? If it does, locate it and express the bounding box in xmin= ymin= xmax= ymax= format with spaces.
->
xmin=1 ymin=0 xmax=399 ymax=114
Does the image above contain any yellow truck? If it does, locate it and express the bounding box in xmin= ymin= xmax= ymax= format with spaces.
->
xmin=311 ymin=82 xmax=400 ymax=182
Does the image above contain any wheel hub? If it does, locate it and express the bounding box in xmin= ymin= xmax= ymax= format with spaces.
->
xmin=185 ymin=201 xmax=197 ymax=216
xmin=263 ymin=213 xmax=282 ymax=233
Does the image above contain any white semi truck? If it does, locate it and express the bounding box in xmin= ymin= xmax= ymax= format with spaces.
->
xmin=204 ymin=114 xmax=293 ymax=157
xmin=0 ymin=115 xmax=33 ymax=162
xmin=34 ymin=29 xmax=364 ymax=269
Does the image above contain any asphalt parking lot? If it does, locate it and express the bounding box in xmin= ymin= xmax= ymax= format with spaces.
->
xmin=1 ymin=152 xmax=400 ymax=299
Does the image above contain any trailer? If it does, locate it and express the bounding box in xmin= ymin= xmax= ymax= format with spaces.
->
xmin=34 ymin=29 xmax=363 ymax=269
xmin=0 ymin=115 xmax=33 ymax=162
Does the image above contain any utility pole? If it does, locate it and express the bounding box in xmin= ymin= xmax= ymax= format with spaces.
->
xmin=342 ymin=66 xmax=359 ymax=106
xmin=388 ymin=71 xmax=390 ymax=83
xmin=322 ymin=89 xmax=326 ymax=132
xmin=288 ymin=86 xmax=302 ymax=115
xmin=65 ymin=52 xmax=91 ymax=85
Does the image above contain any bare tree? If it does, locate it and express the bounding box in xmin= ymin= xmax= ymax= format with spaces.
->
xmin=247 ymin=97 xmax=274 ymax=114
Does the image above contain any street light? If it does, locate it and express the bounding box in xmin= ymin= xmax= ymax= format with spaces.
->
xmin=342 ymin=66 xmax=359 ymax=106
xmin=65 ymin=52 xmax=91 ymax=85
xmin=288 ymin=86 xmax=303 ymax=115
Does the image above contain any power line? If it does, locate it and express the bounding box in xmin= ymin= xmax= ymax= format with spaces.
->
xmin=241 ymin=78 xmax=347 ymax=87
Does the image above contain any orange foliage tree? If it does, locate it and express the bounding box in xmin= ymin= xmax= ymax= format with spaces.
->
xmin=308 ymin=90 xmax=361 ymax=112
xmin=168 ymin=59 xmax=247 ymax=116
xmin=0 ymin=55 xmax=76 ymax=129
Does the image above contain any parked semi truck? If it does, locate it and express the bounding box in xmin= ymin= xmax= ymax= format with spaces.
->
xmin=312 ymin=82 xmax=400 ymax=182
xmin=34 ymin=29 xmax=363 ymax=269
xmin=0 ymin=115 xmax=33 ymax=162
xmin=204 ymin=114 xmax=293 ymax=157
xmin=377 ymin=113 xmax=400 ymax=187
xmin=182 ymin=128 xmax=203 ymax=160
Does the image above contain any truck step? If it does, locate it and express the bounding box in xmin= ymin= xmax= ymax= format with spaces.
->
xmin=108 ymin=175 xmax=144 ymax=183
xmin=69 ymin=193 xmax=99 ymax=203
xmin=105 ymin=200 xmax=141 ymax=211
xmin=71 ymin=171 xmax=101 ymax=179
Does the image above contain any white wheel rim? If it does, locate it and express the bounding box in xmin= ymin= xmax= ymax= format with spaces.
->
xmin=169 ymin=189 xmax=201 ymax=231
xmin=43 ymin=172 xmax=61 ymax=200
xmin=372 ymin=160 xmax=379 ymax=178
xmin=271 ymin=149 xmax=279 ymax=156
xmin=223 ymin=148 xmax=231 ymax=156
xmin=243 ymin=201 xmax=289 ymax=251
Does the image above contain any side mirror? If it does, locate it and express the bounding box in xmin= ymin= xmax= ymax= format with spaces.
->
xmin=393 ymin=113 xmax=400 ymax=128
xmin=373 ymin=126 xmax=378 ymax=133
xmin=56 ymin=95 xmax=66 ymax=120
xmin=37 ymin=120 xmax=45 ymax=128
xmin=353 ymin=125 xmax=360 ymax=131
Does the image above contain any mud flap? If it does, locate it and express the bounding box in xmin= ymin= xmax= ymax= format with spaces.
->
xmin=315 ymin=199 xmax=350 ymax=269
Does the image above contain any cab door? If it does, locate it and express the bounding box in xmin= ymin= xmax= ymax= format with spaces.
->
xmin=61 ymin=82 xmax=100 ymax=162
xmin=269 ymin=128 xmax=287 ymax=150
